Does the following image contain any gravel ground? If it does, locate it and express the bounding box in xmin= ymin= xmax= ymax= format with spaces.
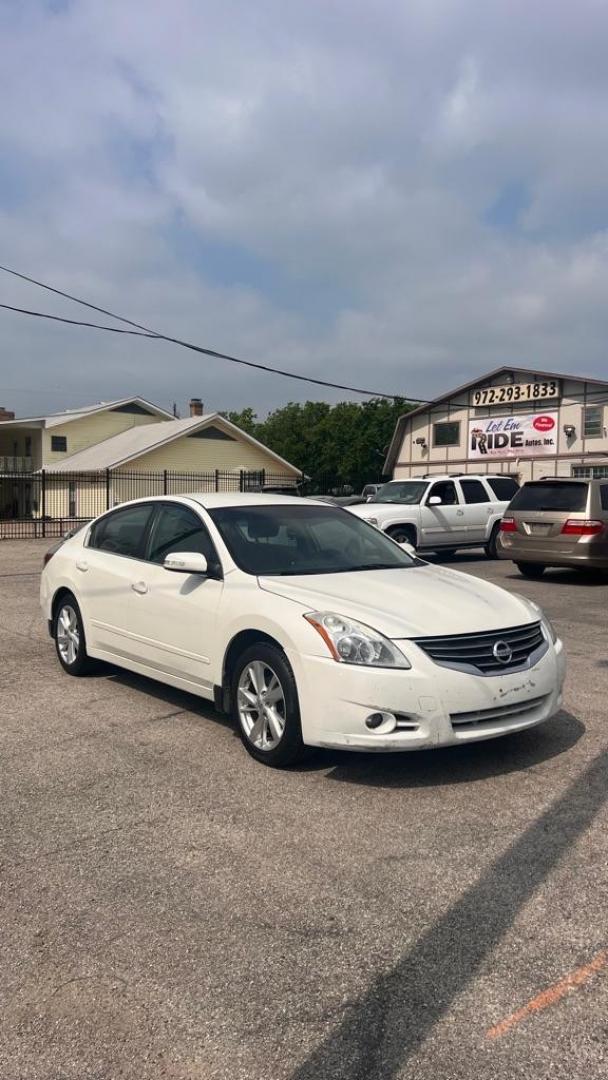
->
xmin=1 ymin=540 xmax=606 ymax=1080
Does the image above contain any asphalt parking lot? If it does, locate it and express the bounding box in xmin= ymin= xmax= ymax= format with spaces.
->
xmin=1 ymin=540 xmax=607 ymax=1080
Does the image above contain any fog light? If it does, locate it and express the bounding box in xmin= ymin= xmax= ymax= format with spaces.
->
xmin=365 ymin=711 xmax=397 ymax=733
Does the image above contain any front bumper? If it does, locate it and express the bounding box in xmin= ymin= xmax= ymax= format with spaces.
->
xmin=292 ymin=637 xmax=566 ymax=751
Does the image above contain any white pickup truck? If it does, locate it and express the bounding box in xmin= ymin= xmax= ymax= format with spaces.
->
xmin=347 ymin=474 xmax=519 ymax=558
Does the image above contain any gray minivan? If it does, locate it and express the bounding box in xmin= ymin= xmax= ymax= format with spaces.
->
xmin=497 ymin=477 xmax=608 ymax=577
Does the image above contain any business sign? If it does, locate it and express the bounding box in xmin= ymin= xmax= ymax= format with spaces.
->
xmin=468 ymin=412 xmax=558 ymax=459
xmin=471 ymin=380 xmax=560 ymax=407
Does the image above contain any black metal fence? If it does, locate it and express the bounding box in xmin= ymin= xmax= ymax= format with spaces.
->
xmin=0 ymin=469 xmax=301 ymax=540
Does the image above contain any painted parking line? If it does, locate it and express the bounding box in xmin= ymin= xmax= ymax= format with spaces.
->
xmin=487 ymin=949 xmax=608 ymax=1040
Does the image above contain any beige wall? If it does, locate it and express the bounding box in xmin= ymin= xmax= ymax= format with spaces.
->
xmin=393 ymin=373 xmax=608 ymax=483
xmin=123 ymin=421 xmax=299 ymax=476
xmin=43 ymin=408 xmax=163 ymax=466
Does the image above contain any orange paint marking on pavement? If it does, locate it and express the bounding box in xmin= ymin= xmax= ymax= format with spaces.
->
xmin=487 ymin=949 xmax=608 ymax=1040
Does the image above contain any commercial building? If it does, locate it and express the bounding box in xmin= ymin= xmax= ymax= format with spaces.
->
xmin=384 ymin=366 xmax=608 ymax=483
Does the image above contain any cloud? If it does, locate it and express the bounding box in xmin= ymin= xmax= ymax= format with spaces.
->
xmin=1 ymin=0 xmax=608 ymax=418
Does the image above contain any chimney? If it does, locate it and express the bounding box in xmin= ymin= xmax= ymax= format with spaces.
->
xmin=0 ymin=406 xmax=15 ymax=421
xmin=189 ymin=397 xmax=204 ymax=417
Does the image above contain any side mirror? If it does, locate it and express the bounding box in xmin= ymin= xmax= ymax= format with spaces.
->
xmin=399 ymin=541 xmax=416 ymax=556
xmin=163 ymin=551 xmax=208 ymax=575
xmin=428 ymin=495 xmax=442 ymax=506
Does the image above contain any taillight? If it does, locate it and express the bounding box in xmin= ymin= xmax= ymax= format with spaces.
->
xmin=561 ymin=519 xmax=604 ymax=536
xmin=500 ymin=517 xmax=517 ymax=532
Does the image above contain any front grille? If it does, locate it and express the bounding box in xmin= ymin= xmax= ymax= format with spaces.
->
xmin=413 ymin=621 xmax=546 ymax=675
xmin=451 ymin=694 xmax=549 ymax=729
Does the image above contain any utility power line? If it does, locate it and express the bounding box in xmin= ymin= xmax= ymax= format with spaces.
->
xmin=2 ymin=263 xmax=607 ymax=409
xmin=0 ymin=265 xmax=411 ymax=401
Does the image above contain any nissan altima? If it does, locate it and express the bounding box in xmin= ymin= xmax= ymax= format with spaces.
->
xmin=41 ymin=494 xmax=566 ymax=767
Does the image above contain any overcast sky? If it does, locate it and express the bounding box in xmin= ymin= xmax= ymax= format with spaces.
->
xmin=1 ymin=0 xmax=608 ymax=419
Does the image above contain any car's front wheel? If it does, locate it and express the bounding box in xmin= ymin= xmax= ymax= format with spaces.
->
xmin=53 ymin=594 xmax=96 ymax=675
xmin=231 ymin=643 xmax=305 ymax=767
xmin=516 ymin=562 xmax=546 ymax=579
xmin=387 ymin=524 xmax=417 ymax=547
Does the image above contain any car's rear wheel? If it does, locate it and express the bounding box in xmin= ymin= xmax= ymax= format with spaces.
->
xmin=53 ymin=594 xmax=96 ymax=675
xmin=387 ymin=524 xmax=416 ymax=548
xmin=231 ymin=643 xmax=305 ymax=767
xmin=516 ymin=562 xmax=546 ymax=579
xmin=485 ymin=523 xmax=501 ymax=559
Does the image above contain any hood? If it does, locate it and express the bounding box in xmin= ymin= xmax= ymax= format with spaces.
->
xmin=347 ymin=503 xmax=381 ymax=518
xmin=259 ymin=565 xmax=537 ymax=639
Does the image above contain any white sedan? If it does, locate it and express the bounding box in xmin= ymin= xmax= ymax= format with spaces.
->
xmin=41 ymin=494 xmax=566 ymax=767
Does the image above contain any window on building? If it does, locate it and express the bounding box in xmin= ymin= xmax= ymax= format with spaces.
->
xmin=432 ymin=421 xmax=460 ymax=447
xmin=460 ymin=479 xmax=490 ymax=504
xmin=51 ymin=435 xmax=67 ymax=452
xmin=572 ymin=465 xmax=608 ymax=479
xmin=583 ymin=405 xmax=604 ymax=439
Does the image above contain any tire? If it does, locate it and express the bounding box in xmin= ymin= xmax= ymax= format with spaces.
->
xmin=53 ymin=594 xmax=96 ymax=676
xmin=516 ymin=562 xmax=546 ymax=579
xmin=387 ymin=524 xmax=417 ymax=548
xmin=231 ymin=643 xmax=305 ymax=767
xmin=485 ymin=523 xmax=501 ymax=559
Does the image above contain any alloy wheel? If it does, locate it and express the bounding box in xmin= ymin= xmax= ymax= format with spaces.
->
xmin=57 ymin=604 xmax=80 ymax=666
xmin=237 ymin=660 xmax=286 ymax=751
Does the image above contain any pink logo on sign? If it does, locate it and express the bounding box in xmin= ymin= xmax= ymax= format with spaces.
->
xmin=533 ymin=415 xmax=555 ymax=432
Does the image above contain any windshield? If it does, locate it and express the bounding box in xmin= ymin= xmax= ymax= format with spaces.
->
xmin=208 ymin=504 xmax=420 ymax=576
xmin=372 ymin=481 xmax=429 ymax=504
xmin=509 ymin=481 xmax=588 ymax=513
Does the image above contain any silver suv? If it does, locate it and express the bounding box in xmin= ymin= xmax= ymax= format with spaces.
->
xmin=348 ymin=474 xmax=519 ymax=557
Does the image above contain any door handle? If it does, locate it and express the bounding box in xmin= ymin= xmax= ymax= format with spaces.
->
xmin=131 ymin=581 xmax=148 ymax=595
xmin=456 ymin=510 xmax=465 ymax=516
xmin=76 ymin=560 xmax=89 ymax=572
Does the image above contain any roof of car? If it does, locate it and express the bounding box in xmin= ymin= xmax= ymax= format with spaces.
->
xmin=102 ymin=492 xmax=317 ymax=513
xmin=388 ymin=474 xmax=512 ymax=482
xmin=185 ymin=492 xmax=308 ymax=508
xmin=523 ymin=476 xmax=598 ymax=484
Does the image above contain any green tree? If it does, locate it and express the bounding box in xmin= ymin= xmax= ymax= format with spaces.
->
xmin=223 ymin=396 xmax=414 ymax=491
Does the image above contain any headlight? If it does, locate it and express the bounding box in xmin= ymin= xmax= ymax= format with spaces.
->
xmin=304 ymin=611 xmax=411 ymax=668
xmin=523 ymin=597 xmax=558 ymax=644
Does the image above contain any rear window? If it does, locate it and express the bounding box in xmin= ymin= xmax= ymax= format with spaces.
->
xmin=486 ymin=477 xmax=519 ymax=501
xmin=601 ymin=486 xmax=608 ymax=512
xmin=509 ymin=481 xmax=588 ymax=513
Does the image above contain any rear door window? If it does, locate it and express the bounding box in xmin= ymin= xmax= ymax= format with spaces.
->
xmin=459 ymin=479 xmax=490 ymax=504
xmin=486 ymin=477 xmax=519 ymax=501
xmin=89 ymin=504 xmax=154 ymax=558
xmin=509 ymin=481 xmax=589 ymax=513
